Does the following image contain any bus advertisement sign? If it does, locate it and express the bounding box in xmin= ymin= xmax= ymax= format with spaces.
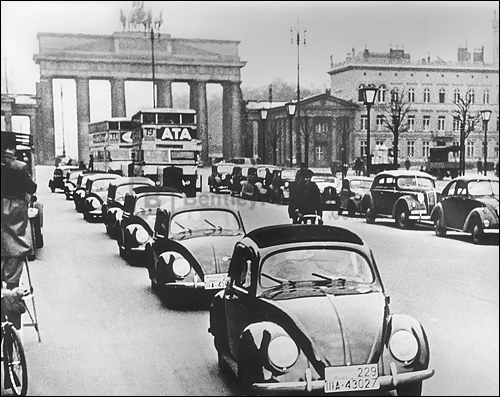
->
xmin=156 ymin=126 xmax=197 ymax=141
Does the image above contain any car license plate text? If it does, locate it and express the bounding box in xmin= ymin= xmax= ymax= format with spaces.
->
xmin=204 ymin=274 xmax=227 ymax=290
xmin=324 ymin=364 xmax=379 ymax=393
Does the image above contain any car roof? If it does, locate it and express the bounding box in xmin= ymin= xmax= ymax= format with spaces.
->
xmin=109 ymin=176 xmax=154 ymax=186
xmin=448 ymin=175 xmax=499 ymax=183
xmin=87 ymin=173 xmax=121 ymax=181
xmin=346 ymin=176 xmax=374 ymax=181
xmin=159 ymin=198 xmax=242 ymax=214
xmin=376 ymin=170 xmax=436 ymax=179
xmin=131 ymin=185 xmax=185 ymax=195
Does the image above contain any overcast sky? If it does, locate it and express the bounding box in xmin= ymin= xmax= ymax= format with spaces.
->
xmin=1 ymin=1 xmax=498 ymax=159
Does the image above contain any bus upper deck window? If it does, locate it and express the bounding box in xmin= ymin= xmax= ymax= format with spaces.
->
xmin=158 ymin=113 xmax=180 ymax=124
xmin=143 ymin=113 xmax=156 ymax=124
xmin=182 ymin=114 xmax=195 ymax=124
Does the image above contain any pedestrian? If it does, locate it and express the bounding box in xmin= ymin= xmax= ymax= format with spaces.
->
xmin=264 ymin=167 xmax=273 ymax=189
xmin=1 ymin=131 xmax=37 ymax=329
xmin=354 ymin=157 xmax=363 ymax=176
xmin=295 ymin=162 xmax=307 ymax=183
xmin=88 ymin=154 xmax=94 ymax=171
xmin=476 ymin=160 xmax=483 ymax=175
xmin=404 ymin=157 xmax=411 ymax=170
xmin=288 ymin=169 xmax=323 ymax=224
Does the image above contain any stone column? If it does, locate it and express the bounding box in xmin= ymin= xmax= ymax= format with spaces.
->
xmin=37 ymin=78 xmax=55 ymax=165
xmin=230 ymin=82 xmax=243 ymax=157
xmin=76 ymin=78 xmax=91 ymax=164
xmin=189 ymin=81 xmax=209 ymax=165
xmin=222 ymin=83 xmax=233 ymax=159
xmin=110 ymin=78 xmax=126 ymax=117
xmin=157 ymin=80 xmax=173 ymax=108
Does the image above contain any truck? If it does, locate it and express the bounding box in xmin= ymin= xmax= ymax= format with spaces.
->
xmin=427 ymin=145 xmax=460 ymax=180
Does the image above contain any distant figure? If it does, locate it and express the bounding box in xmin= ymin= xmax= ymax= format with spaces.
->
xmin=78 ymin=161 xmax=86 ymax=170
xmin=88 ymin=154 xmax=94 ymax=171
xmin=354 ymin=157 xmax=363 ymax=176
xmin=404 ymin=157 xmax=411 ymax=170
xmin=419 ymin=165 xmax=425 ymax=173
xmin=295 ymin=162 xmax=307 ymax=183
xmin=476 ymin=160 xmax=483 ymax=174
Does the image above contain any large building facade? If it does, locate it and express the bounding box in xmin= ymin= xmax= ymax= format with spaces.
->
xmin=328 ymin=12 xmax=499 ymax=171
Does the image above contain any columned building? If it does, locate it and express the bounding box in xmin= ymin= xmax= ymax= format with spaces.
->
xmin=33 ymin=32 xmax=246 ymax=165
xmin=328 ymin=12 xmax=499 ymax=171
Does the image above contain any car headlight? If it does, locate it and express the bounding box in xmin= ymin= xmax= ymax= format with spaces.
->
xmin=389 ymin=330 xmax=419 ymax=364
xmin=354 ymin=193 xmax=361 ymax=200
xmin=319 ymin=187 xmax=325 ymax=193
xmin=483 ymin=219 xmax=490 ymax=228
xmin=267 ymin=335 xmax=299 ymax=371
xmin=87 ymin=197 xmax=101 ymax=210
xmin=134 ymin=226 xmax=150 ymax=245
xmin=417 ymin=193 xmax=425 ymax=203
xmin=284 ymin=182 xmax=289 ymax=188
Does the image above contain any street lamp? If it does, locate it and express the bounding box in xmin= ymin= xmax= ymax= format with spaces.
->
xmin=260 ymin=107 xmax=269 ymax=163
xmin=480 ymin=110 xmax=492 ymax=176
xmin=361 ymin=85 xmax=379 ymax=176
xmin=285 ymin=102 xmax=297 ymax=167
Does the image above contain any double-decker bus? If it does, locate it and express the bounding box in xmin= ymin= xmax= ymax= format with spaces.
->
xmin=129 ymin=108 xmax=202 ymax=196
xmin=88 ymin=117 xmax=136 ymax=175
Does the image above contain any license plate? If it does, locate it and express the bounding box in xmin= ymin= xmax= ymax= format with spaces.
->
xmin=324 ymin=364 xmax=379 ymax=393
xmin=326 ymin=200 xmax=336 ymax=205
xmin=204 ymin=274 xmax=227 ymax=290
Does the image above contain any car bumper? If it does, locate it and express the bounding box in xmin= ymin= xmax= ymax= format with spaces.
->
xmin=252 ymin=365 xmax=435 ymax=393
xmin=162 ymin=281 xmax=223 ymax=291
xmin=409 ymin=210 xmax=431 ymax=221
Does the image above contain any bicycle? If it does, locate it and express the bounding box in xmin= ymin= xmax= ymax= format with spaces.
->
xmin=1 ymin=289 xmax=28 ymax=396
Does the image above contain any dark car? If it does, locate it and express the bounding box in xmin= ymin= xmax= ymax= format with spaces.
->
xmin=430 ymin=176 xmax=499 ymax=244
xmin=269 ymin=168 xmax=299 ymax=205
xmin=81 ymin=174 xmax=121 ymax=222
xmin=63 ymin=169 xmax=88 ymax=200
xmin=338 ymin=176 xmax=374 ymax=217
xmin=228 ymin=164 xmax=254 ymax=197
xmin=48 ymin=165 xmax=80 ymax=193
xmin=251 ymin=164 xmax=279 ymax=202
xmin=362 ymin=170 xmax=438 ymax=229
xmin=145 ymin=199 xmax=246 ymax=302
xmin=311 ymin=172 xmax=340 ymax=210
xmin=102 ymin=176 xmax=155 ymax=239
xmin=209 ymin=224 xmax=434 ymax=395
xmin=117 ymin=186 xmax=186 ymax=263
xmin=208 ymin=163 xmax=236 ymax=194
xmin=73 ymin=171 xmax=108 ymax=212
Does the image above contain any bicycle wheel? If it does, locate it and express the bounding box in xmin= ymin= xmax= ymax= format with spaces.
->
xmin=2 ymin=326 xmax=28 ymax=396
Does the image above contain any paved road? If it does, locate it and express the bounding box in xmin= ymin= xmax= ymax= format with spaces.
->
xmin=1 ymin=166 xmax=498 ymax=396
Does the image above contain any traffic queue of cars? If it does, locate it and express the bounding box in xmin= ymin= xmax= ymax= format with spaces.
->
xmin=47 ymin=160 xmax=498 ymax=396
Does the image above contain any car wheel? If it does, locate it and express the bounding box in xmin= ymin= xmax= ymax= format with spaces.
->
xmin=434 ymin=214 xmax=447 ymax=237
xmin=50 ymin=186 xmax=55 ymax=193
xmin=365 ymin=206 xmax=376 ymax=224
xmin=347 ymin=203 xmax=356 ymax=217
xmin=337 ymin=205 xmax=343 ymax=215
xmin=396 ymin=381 xmax=422 ymax=396
xmin=471 ymin=218 xmax=484 ymax=245
xmin=395 ymin=205 xmax=411 ymax=229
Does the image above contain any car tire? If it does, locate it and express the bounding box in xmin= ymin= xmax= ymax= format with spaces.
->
xmin=395 ymin=205 xmax=411 ymax=229
xmin=434 ymin=214 xmax=447 ymax=237
xmin=471 ymin=218 xmax=484 ymax=245
xmin=365 ymin=206 xmax=376 ymax=224
xmin=396 ymin=381 xmax=422 ymax=396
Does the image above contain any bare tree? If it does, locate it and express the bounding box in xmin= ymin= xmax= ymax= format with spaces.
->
xmin=266 ymin=121 xmax=280 ymax=165
xmin=300 ymin=112 xmax=315 ymax=168
xmin=452 ymin=87 xmax=480 ymax=175
xmin=381 ymin=87 xmax=412 ymax=167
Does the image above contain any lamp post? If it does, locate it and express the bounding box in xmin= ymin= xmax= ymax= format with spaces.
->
xmin=285 ymin=102 xmax=297 ymax=167
xmin=361 ymin=85 xmax=379 ymax=176
xmin=291 ymin=21 xmax=306 ymax=165
xmin=480 ymin=110 xmax=492 ymax=176
xmin=260 ymin=108 xmax=269 ymax=163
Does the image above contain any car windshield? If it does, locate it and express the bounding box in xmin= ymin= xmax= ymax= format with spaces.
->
xmin=169 ymin=209 xmax=240 ymax=236
xmin=135 ymin=195 xmax=183 ymax=215
xmin=281 ymin=170 xmax=296 ymax=179
xmin=260 ymin=248 xmax=374 ymax=289
xmin=350 ymin=180 xmax=372 ymax=190
xmin=397 ymin=176 xmax=435 ymax=189
xmin=115 ymin=184 xmax=145 ymax=203
xmin=468 ymin=180 xmax=499 ymax=196
xmin=217 ymin=165 xmax=234 ymax=174
xmin=91 ymin=179 xmax=113 ymax=192
xmin=312 ymin=176 xmax=336 ymax=184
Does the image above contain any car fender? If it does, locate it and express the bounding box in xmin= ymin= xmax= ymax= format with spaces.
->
xmin=208 ymin=291 xmax=227 ymax=348
xmin=430 ymin=203 xmax=443 ymax=222
xmin=362 ymin=193 xmax=374 ymax=213
xmin=382 ymin=314 xmax=430 ymax=376
xmin=391 ymin=195 xmax=418 ymax=218
xmin=463 ymin=206 xmax=494 ymax=232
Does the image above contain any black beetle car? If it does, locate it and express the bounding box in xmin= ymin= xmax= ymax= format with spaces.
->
xmin=209 ymin=224 xmax=435 ymax=395
xmin=311 ymin=172 xmax=340 ymax=210
xmin=102 ymin=176 xmax=155 ymax=239
xmin=117 ymin=186 xmax=186 ymax=262
xmin=269 ymin=168 xmax=299 ymax=205
xmin=208 ymin=163 xmax=236 ymax=194
xmin=145 ymin=199 xmax=246 ymax=302
xmin=338 ymin=176 xmax=374 ymax=217
xmin=48 ymin=165 xmax=79 ymax=193
xmin=73 ymin=171 xmax=109 ymax=212
xmin=81 ymin=174 xmax=121 ymax=222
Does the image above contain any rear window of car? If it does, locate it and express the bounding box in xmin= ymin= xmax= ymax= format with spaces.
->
xmin=468 ymin=180 xmax=499 ymax=196
xmin=259 ymin=247 xmax=374 ymax=289
xmin=217 ymin=165 xmax=234 ymax=174
xmin=397 ymin=176 xmax=435 ymax=189
xmin=169 ymin=209 xmax=240 ymax=236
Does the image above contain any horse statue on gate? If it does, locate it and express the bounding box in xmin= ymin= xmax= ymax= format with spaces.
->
xmin=154 ymin=10 xmax=163 ymax=30
xmin=128 ymin=1 xmax=145 ymax=31
xmin=119 ymin=9 xmax=127 ymax=32
xmin=141 ymin=8 xmax=152 ymax=32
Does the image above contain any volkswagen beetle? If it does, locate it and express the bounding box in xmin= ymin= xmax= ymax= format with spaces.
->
xmin=430 ymin=175 xmax=499 ymax=244
xmin=146 ymin=199 xmax=246 ymax=303
xmin=338 ymin=176 xmax=374 ymax=217
xmin=209 ymin=224 xmax=434 ymax=395
xmin=81 ymin=173 xmax=120 ymax=222
xmin=73 ymin=171 xmax=108 ymax=212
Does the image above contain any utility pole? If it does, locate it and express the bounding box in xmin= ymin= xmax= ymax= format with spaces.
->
xmin=60 ymin=85 xmax=66 ymax=158
xmin=291 ymin=19 xmax=306 ymax=166
xmin=2 ymin=57 xmax=9 ymax=94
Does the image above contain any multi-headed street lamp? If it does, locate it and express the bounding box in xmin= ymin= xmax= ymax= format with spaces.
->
xmin=285 ymin=102 xmax=296 ymax=167
xmin=361 ymin=85 xmax=379 ymax=176
xmin=480 ymin=110 xmax=492 ymax=176
xmin=260 ymin=107 xmax=269 ymax=163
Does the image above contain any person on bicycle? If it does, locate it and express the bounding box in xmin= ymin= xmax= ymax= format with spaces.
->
xmin=288 ymin=169 xmax=323 ymax=224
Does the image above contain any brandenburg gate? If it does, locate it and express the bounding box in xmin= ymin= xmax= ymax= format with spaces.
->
xmin=33 ymin=31 xmax=246 ymax=165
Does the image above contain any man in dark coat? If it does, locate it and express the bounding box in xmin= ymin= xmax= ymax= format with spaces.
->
xmin=288 ymin=169 xmax=323 ymax=224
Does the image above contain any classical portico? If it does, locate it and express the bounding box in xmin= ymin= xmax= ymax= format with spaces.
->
xmin=33 ymin=31 xmax=246 ymax=165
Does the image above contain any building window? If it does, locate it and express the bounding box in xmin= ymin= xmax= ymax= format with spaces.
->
xmin=360 ymin=140 xmax=367 ymax=157
xmin=422 ymin=141 xmax=430 ymax=158
xmin=315 ymin=145 xmax=325 ymax=161
xmin=407 ymin=141 xmax=415 ymax=157
xmin=315 ymin=122 xmax=328 ymax=133
xmin=466 ymin=141 xmax=474 ymax=157
xmin=376 ymin=140 xmax=385 ymax=146
xmin=423 ymin=115 xmax=431 ymax=131
xmin=408 ymin=88 xmax=415 ymax=103
xmin=391 ymin=88 xmax=399 ymax=103
xmin=467 ymin=88 xmax=475 ymax=104
xmin=453 ymin=117 xmax=461 ymax=132
xmin=408 ymin=115 xmax=415 ymax=131
xmin=376 ymin=115 xmax=384 ymax=131
xmin=454 ymin=89 xmax=460 ymax=103
xmin=358 ymin=84 xmax=365 ymax=102
xmin=361 ymin=115 xmax=368 ymax=131
xmin=438 ymin=116 xmax=446 ymax=131
xmin=483 ymin=89 xmax=490 ymax=104
xmin=423 ymin=88 xmax=431 ymax=103
xmin=439 ymin=88 xmax=445 ymax=103
xmin=377 ymin=85 xmax=387 ymax=103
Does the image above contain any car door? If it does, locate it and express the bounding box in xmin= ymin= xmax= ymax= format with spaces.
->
xmin=370 ymin=176 xmax=388 ymax=214
xmin=445 ymin=180 xmax=469 ymax=229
